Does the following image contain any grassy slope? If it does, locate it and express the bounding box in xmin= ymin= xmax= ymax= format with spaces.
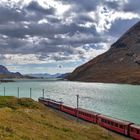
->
xmin=0 ymin=96 xmax=130 ymax=140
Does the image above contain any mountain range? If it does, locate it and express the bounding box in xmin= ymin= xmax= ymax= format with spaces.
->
xmin=0 ymin=65 xmax=23 ymax=78
xmin=0 ymin=65 xmax=68 ymax=79
xmin=26 ymin=73 xmax=62 ymax=78
xmin=67 ymin=21 xmax=140 ymax=84
xmin=26 ymin=73 xmax=69 ymax=79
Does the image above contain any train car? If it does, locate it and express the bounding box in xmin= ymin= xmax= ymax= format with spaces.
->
xmin=61 ymin=104 xmax=76 ymax=116
xmin=97 ymin=115 xmax=133 ymax=136
xmin=77 ymin=108 xmax=100 ymax=123
xmin=39 ymin=97 xmax=140 ymax=139
xmin=130 ymin=124 xmax=140 ymax=140
xmin=38 ymin=97 xmax=50 ymax=106
xmin=48 ymin=99 xmax=63 ymax=110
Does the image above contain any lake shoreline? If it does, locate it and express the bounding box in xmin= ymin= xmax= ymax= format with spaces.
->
xmin=0 ymin=80 xmax=140 ymax=124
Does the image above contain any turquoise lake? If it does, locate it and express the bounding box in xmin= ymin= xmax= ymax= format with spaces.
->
xmin=0 ymin=80 xmax=140 ymax=124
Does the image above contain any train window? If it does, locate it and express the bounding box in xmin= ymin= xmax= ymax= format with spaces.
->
xmin=107 ymin=121 xmax=110 ymax=124
xmin=131 ymin=128 xmax=133 ymax=132
xmin=137 ymin=130 xmax=140 ymax=134
xmin=115 ymin=123 xmax=118 ymax=127
xmin=119 ymin=125 xmax=123 ymax=129
xmin=111 ymin=122 xmax=114 ymax=126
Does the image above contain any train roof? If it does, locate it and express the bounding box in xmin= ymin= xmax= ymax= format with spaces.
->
xmin=62 ymin=104 xmax=76 ymax=109
xmin=49 ymin=99 xmax=63 ymax=104
xmin=98 ymin=114 xmax=133 ymax=125
xmin=39 ymin=97 xmax=63 ymax=104
xmin=39 ymin=97 xmax=50 ymax=101
xmin=130 ymin=124 xmax=140 ymax=129
xmin=77 ymin=108 xmax=100 ymax=115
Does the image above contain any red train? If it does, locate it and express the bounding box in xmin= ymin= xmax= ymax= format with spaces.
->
xmin=38 ymin=97 xmax=140 ymax=140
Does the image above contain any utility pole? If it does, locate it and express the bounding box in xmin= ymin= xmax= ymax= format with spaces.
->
xmin=30 ymin=88 xmax=32 ymax=98
xmin=4 ymin=87 xmax=5 ymax=96
xmin=59 ymin=98 xmax=63 ymax=109
xmin=17 ymin=87 xmax=19 ymax=98
xmin=76 ymin=94 xmax=79 ymax=122
xmin=42 ymin=89 xmax=45 ymax=98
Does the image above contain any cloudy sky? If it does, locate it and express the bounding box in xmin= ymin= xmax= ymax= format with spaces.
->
xmin=0 ymin=0 xmax=140 ymax=74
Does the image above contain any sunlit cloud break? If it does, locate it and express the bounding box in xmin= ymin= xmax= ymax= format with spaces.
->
xmin=0 ymin=0 xmax=140 ymax=74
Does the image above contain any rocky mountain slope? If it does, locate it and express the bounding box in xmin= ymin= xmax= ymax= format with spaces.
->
xmin=67 ymin=21 xmax=140 ymax=84
xmin=0 ymin=65 xmax=23 ymax=78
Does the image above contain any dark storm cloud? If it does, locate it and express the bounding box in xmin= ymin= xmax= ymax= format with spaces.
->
xmin=0 ymin=22 xmax=28 ymax=38
xmin=70 ymin=14 xmax=95 ymax=26
xmin=104 ymin=1 xmax=120 ymax=10
xmin=0 ymin=21 xmax=101 ymax=39
xmin=25 ymin=1 xmax=55 ymax=15
xmin=123 ymin=0 xmax=140 ymax=12
xmin=60 ymin=0 xmax=99 ymax=12
xmin=0 ymin=6 xmax=25 ymax=24
xmin=0 ymin=1 xmax=56 ymax=24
